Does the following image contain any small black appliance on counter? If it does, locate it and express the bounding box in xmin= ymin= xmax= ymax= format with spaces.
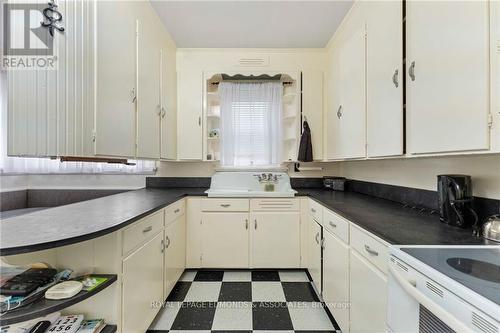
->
xmin=323 ymin=177 xmax=346 ymax=191
xmin=437 ymin=175 xmax=478 ymax=229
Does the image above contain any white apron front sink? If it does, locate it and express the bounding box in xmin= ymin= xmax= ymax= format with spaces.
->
xmin=205 ymin=171 xmax=297 ymax=197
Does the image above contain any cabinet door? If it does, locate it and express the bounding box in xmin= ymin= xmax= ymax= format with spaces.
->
xmin=251 ymin=212 xmax=300 ymax=268
xmin=323 ymin=230 xmax=350 ymax=333
xmin=302 ymin=70 xmax=324 ymax=160
xmin=406 ymin=1 xmax=490 ymax=154
xmin=164 ymin=215 xmax=186 ymax=298
xmin=366 ymin=1 xmax=403 ymax=157
xmin=350 ymin=250 xmax=387 ymax=333
xmin=160 ymin=44 xmax=177 ymax=160
xmin=177 ymin=70 xmax=203 ymax=160
xmin=95 ymin=1 xmax=137 ymax=158
xmin=122 ymin=232 xmax=164 ymax=333
xmin=201 ymin=213 xmax=249 ymax=268
xmin=326 ymin=46 xmax=342 ymax=160
xmin=308 ymin=216 xmax=322 ymax=291
xmin=7 ymin=0 xmax=95 ymax=158
xmin=136 ymin=6 xmax=161 ymax=159
xmin=337 ymin=24 xmax=367 ymax=159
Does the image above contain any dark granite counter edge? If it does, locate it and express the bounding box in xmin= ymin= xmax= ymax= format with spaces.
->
xmin=0 ymin=191 xmax=208 ymax=256
xmin=0 ymin=187 xmax=489 ymax=256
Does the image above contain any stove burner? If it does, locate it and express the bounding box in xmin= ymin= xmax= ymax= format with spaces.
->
xmin=447 ymin=257 xmax=500 ymax=283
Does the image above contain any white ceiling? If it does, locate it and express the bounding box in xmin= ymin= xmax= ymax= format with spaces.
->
xmin=150 ymin=1 xmax=354 ymax=48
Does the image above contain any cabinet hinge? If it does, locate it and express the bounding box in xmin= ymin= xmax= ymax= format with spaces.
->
xmin=488 ymin=113 xmax=494 ymax=128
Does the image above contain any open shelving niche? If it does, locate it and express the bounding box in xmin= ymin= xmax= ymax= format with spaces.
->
xmin=202 ymin=72 xmax=301 ymax=163
xmin=0 ymin=274 xmax=117 ymax=327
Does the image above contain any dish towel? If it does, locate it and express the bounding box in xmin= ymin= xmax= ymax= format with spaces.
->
xmin=298 ymin=120 xmax=313 ymax=162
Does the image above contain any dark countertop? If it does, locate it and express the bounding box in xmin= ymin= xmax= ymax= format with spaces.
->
xmin=298 ymin=189 xmax=490 ymax=246
xmin=0 ymin=188 xmax=207 ymax=256
xmin=0 ymin=187 xmax=491 ymax=256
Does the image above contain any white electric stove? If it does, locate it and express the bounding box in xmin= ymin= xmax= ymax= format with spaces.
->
xmin=387 ymin=245 xmax=500 ymax=333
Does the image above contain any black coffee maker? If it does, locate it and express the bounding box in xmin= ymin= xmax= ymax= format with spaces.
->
xmin=437 ymin=175 xmax=478 ymax=229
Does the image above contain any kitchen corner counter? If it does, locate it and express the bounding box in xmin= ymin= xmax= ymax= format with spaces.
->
xmin=0 ymin=188 xmax=207 ymax=256
xmin=298 ymin=189 xmax=491 ymax=246
xmin=0 ymin=187 xmax=491 ymax=256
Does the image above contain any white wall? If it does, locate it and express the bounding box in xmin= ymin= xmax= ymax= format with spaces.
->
xmin=337 ymin=155 xmax=500 ymax=199
xmin=156 ymin=160 xmax=339 ymax=179
xmin=177 ymin=48 xmax=328 ymax=72
xmin=0 ymin=174 xmax=146 ymax=192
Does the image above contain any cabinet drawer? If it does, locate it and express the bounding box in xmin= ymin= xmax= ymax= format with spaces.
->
xmin=323 ymin=209 xmax=349 ymax=244
xmin=308 ymin=199 xmax=323 ymax=223
xmin=251 ymin=198 xmax=299 ymax=211
xmin=201 ymin=198 xmax=249 ymax=212
xmin=123 ymin=210 xmax=164 ymax=255
xmin=165 ymin=200 xmax=185 ymax=225
xmin=350 ymin=225 xmax=389 ymax=274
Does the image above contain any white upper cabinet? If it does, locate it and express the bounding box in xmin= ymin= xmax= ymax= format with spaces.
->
xmin=95 ymin=1 xmax=138 ymax=158
xmin=7 ymin=0 xmax=96 ymax=158
xmin=160 ymin=46 xmax=178 ymax=160
xmin=302 ymin=70 xmax=324 ymax=161
xmin=136 ymin=6 xmax=162 ymax=159
xmin=327 ymin=22 xmax=366 ymax=160
xmin=177 ymin=70 xmax=203 ymax=160
xmin=325 ymin=45 xmax=342 ymax=160
xmin=366 ymin=1 xmax=403 ymax=158
xmin=406 ymin=0 xmax=491 ymax=155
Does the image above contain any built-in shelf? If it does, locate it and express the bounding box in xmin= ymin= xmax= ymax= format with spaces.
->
xmin=0 ymin=274 xmax=117 ymax=326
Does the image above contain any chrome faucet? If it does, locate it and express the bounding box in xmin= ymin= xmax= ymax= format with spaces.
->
xmin=253 ymin=173 xmax=281 ymax=183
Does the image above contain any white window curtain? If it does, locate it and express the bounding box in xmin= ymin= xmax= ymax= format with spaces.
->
xmin=219 ymin=81 xmax=282 ymax=167
xmin=0 ymin=71 xmax=155 ymax=175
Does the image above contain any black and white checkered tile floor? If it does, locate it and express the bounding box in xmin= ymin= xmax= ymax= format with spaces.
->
xmin=148 ymin=269 xmax=340 ymax=333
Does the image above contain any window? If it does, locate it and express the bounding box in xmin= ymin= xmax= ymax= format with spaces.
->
xmin=0 ymin=70 xmax=155 ymax=175
xmin=219 ymin=82 xmax=282 ymax=167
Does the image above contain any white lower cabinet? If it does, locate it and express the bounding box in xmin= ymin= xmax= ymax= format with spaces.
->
xmin=349 ymin=249 xmax=388 ymax=333
xmin=250 ymin=212 xmax=300 ymax=268
xmin=164 ymin=215 xmax=186 ymax=299
xmin=122 ymin=232 xmax=165 ymax=333
xmin=322 ymin=229 xmax=350 ymax=333
xmin=201 ymin=213 xmax=249 ymax=268
xmin=308 ymin=216 xmax=322 ymax=291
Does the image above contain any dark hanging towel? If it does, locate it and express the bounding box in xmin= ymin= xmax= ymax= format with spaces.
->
xmin=298 ymin=120 xmax=313 ymax=162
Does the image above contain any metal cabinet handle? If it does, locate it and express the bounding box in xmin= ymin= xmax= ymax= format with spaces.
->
xmin=245 ymin=219 xmax=249 ymax=230
xmin=161 ymin=107 xmax=166 ymax=118
xmin=198 ymin=116 xmax=201 ymax=126
xmin=220 ymin=204 xmax=231 ymax=208
xmin=254 ymin=219 xmax=257 ymax=230
xmin=329 ymin=221 xmax=337 ymax=228
xmin=315 ymin=232 xmax=320 ymax=244
xmin=337 ymin=105 xmax=343 ymax=119
xmin=174 ymin=208 xmax=180 ymax=213
xmin=165 ymin=236 xmax=171 ymax=249
xmin=409 ymin=61 xmax=416 ymax=81
xmin=392 ymin=69 xmax=399 ymax=88
xmin=131 ymin=88 xmax=137 ymax=104
xmin=161 ymin=240 xmax=165 ymax=253
xmin=142 ymin=226 xmax=152 ymax=233
xmin=364 ymin=244 xmax=379 ymax=256
xmin=311 ymin=208 xmax=316 ymax=213
xmin=321 ymin=238 xmax=325 ymax=249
